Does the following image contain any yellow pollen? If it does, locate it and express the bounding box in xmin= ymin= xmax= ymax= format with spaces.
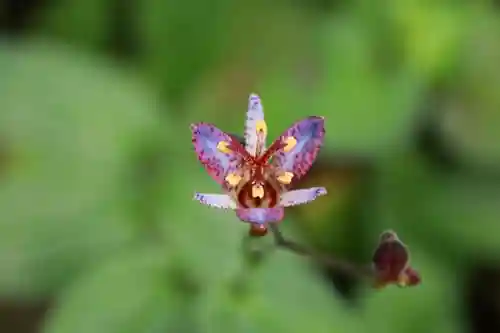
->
xmin=225 ymin=173 xmax=242 ymax=187
xmin=277 ymin=172 xmax=294 ymax=184
xmin=217 ymin=141 xmax=232 ymax=154
xmin=255 ymin=120 xmax=267 ymax=136
xmin=283 ymin=136 xmax=297 ymax=152
xmin=252 ymin=184 xmax=265 ymax=198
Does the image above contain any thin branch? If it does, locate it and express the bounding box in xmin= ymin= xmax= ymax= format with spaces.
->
xmin=268 ymin=224 xmax=374 ymax=280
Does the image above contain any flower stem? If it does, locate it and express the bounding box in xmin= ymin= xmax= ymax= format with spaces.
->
xmin=268 ymin=224 xmax=374 ymax=280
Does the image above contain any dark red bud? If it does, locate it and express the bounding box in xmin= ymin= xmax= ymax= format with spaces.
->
xmin=372 ymin=237 xmax=409 ymax=283
xmin=372 ymin=230 xmax=421 ymax=288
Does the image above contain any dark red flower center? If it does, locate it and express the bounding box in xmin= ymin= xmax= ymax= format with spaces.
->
xmin=237 ymin=180 xmax=279 ymax=208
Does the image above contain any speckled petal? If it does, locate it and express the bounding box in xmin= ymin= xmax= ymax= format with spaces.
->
xmin=236 ymin=207 xmax=284 ymax=224
xmin=272 ymin=116 xmax=325 ymax=179
xmin=191 ymin=122 xmax=244 ymax=185
xmin=193 ymin=193 xmax=237 ymax=209
xmin=279 ymin=187 xmax=327 ymax=207
xmin=244 ymin=93 xmax=266 ymax=156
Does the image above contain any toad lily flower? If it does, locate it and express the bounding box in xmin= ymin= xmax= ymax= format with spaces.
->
xmin=191 ymin=93 xmax=327 ymax=236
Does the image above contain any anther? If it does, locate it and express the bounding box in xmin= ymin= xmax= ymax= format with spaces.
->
xmin=252 ymin=184 xmax=265 ymax=198
xmin=277 ymin=172 xmax=294 ymax=184
xmin=225 ymin=173 xmax=242 ymax=186
xmin=217 ymin=141 xmax=232 ymax=154
xmin=283 ymin=136 xmax=297 ymax=152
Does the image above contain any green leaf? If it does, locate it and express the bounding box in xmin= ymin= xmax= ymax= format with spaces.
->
xmin=382 ymin=0 xmax=468 ymax=79
xmin=196 ymin=249 xmax=364 ymax=333
xmin=138 ymin=0 xmax=236 ymax=102
xmin=0 ymin=40 xmax=161 ymax=298
xmin=436 ymin=13 xmax=500 ymax=167
xmin=139 ymin=0 xmax=311 ymax=105
xmin=44 ymin=245 xmax=364 ymax=333
xmin=39 ymin=0 xmax=109 ymax=51
xmin=308 ymin=16 xmax=420 ymax=153
xmin=42 ymin=245 xmax=196 ymax=333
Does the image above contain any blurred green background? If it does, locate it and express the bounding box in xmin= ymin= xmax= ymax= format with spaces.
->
xmin=1 ymin=0 xmax=500 ymax=332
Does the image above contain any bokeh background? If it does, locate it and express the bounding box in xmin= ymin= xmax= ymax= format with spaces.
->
xmin=1 ymin=0 xmax=500 ymax=332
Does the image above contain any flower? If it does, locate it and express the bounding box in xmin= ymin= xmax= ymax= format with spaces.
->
xmin=191 ymin=93 xmax=327 ymax=236
xmin=372 ymin=230 xmax=421 ymax=288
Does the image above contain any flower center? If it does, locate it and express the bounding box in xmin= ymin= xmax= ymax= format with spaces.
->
xmin=237 ymin=180 xmax=279 ymax=208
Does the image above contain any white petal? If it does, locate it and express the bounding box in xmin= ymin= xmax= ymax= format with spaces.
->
xmin=279 ymin=187 xmax=327 ymax=207
xmin=244 ymin=93 xmax=266 ymax=155
xmin=193 ymin=193 xmax=237 ymax=209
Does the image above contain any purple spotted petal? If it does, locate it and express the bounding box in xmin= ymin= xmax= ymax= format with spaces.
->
xmin=279 ymin=187 xmax=327 ymax=207
xmin=272 ymin=116 xmax=325 ymax=179
xmin=191 ymin=122 xmax=244 ymax=185
xmin=236 ymin=207 xmax=284 ymax=224
xmin=244 ymin=93 xmax=266 ymax=155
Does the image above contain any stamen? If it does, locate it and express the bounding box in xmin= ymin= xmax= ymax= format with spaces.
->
xmin=217 ymin=141 xmax=232 ymax=154
xmin=255 ymin=120 xmax=267 ymax=136
xmin=283 ymin=136 xmax=297 ymax=152
xmin=252 ymin=184 xmax=265 ymax=198
xmin=225 ymin=173 xmax=242 ymax=186
xmin=277 ymin=172 xmax=294 ymax=184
